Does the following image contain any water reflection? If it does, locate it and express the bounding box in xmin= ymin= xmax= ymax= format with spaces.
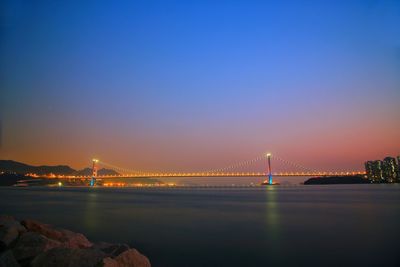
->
xmin=84 ymin=190 xmax=99 ymax=230
xmin=265 ymin=186 xmax=281 ymax=263
xmin=265 ymin=186 xmax=280 ymax=229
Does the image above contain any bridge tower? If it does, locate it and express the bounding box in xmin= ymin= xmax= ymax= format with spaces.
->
xmin=90 ymin=159 xmax=99 ymax=187
xmin=266 ymin=153 xmax=273 ymax=185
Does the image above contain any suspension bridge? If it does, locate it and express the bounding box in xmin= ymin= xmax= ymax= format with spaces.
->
xmin=83 ymin=153 xmax=364 ymax=186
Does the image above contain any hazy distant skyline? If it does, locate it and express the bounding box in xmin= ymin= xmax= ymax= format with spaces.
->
xmin=1 ymin=0 xmax=399 ymax=172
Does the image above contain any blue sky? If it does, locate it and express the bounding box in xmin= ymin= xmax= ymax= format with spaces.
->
xmin=1 ymin=0 xmax=399 ymax=171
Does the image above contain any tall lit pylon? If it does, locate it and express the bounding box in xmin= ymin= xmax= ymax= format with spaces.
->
xmin=266 ymin=153 xmax=273 ymax=185
xmin=90 ymin=159 xmax=99 ymax=187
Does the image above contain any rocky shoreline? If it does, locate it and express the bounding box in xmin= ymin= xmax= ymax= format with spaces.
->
xmin=0 ymin=215 xmax=151 ymax=267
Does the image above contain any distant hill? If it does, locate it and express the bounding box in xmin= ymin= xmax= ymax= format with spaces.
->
xmin=0 ymin=160 xmax=75 ymax=175
xmin=0 ymin=160 xmax=119 ymax=176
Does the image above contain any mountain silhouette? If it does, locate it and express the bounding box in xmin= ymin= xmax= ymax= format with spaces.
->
xmin=0 ymin=160 xmax=119 ymax=176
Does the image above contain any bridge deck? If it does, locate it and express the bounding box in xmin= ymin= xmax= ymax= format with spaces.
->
xmin=34 ymin=172 xmax=366 ymax=179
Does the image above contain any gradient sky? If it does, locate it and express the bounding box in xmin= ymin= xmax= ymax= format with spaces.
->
xmin=1 ymin=0 xmax=399 ymax=173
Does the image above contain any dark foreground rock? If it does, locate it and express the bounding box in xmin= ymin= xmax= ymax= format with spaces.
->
xmin=0 ymin=250 xmax=20 ymax=267
xmin=0 ymin=215 xmax=26 ymax=249
xmin=22 ymin=220 xmax=92 ymax=249
xmin=31 ymin=247 xmax=106 ymax=267
xmin=13 ymin=232 xmax=61 ymax=263
xmin=93 ymin=242 xmax=130 ymax=258
xmin=0 ymin=215 xmax=151 ymax=267
xmin=114 ymin=249 xmax=151 ymax=267
xmin=97 ymin=249 xmax=151 ymax=267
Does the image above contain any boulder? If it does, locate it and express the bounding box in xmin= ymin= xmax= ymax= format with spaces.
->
xmin=115 ymin=249 xmax=151 ymax=267
xmin=1 ymin=216 xmax=151 ymax=267
xmin=0 ymin=243 xmax=5 ymax=253
xmin=0 ymin=225 xmax=18 ymax=248
xmin=21 ymin=220 xmax=63 ymax=241
xmin=58 ymin=229 xmax=92 ymax=249
xmin=93 ymin=242 xmax=129 ymax=258
xmin=0 ymin=215 xmax=26 ymax=232
xmin=99 ymin=257 xmax=120 ymax=267
xmin=0 ymin=216 xmax=14 ymax=224
xmin=0 ymin=215 xmax=26 ymax=234
xmin=92 ymin=242 xmax=112 ymax=250
xmin=0 ymin=250 xmax=20 ymax=267
xmin=31 ymin=247 xmax=106 ymax=267
xmin=0 ymin=216 xmax=26 ymax=249
xmin=0 ymin=216 xmax=18 ymax=228
xmin=12 ymin=232 xmax=61 ymax=263
xmin=22 ymin=220 xmax=92 ymax=248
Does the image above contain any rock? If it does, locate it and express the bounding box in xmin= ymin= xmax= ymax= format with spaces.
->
xmin=0 ymin=216 xmax=17 ymax=227
xmin=0 ymin=216 xmax=14 ymax=223
xmin=21 ymin=220 xmax=63 ymax=241
xmin=115 ymin=249 xmax=151 ymax=267
xmin=93 ymin=242 xmax=129 ymax=258
xmin=92 ymin=242 xmax=112 ymax=250
xmin=99 ymin=257 xmax=120 ymax=267
xmin=0 ymin=225 xmax=18 ymax=248
xmin=0 ymin=250 xmax=20 ymax=267
xmin=12 ymin=232 xmax=61 ymax=263
xmin=22 ymin=220 xmax=92 ymax=248
xmin=0 ymin=216 xmax=26 ymax=249
xmin=58 ymin=229 xmax=92 ymax=249
xmin=2 ymin=216 xmax=151 ymax=267
xmin=0 ymin=243 xmax=5 ymax=253
xmin=0 ymin=217 xmax=26 ymax=233
xmin=31 ymin=247 xmax=106 ymax=267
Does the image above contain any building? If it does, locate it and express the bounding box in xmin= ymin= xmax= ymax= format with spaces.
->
xmin=365 ymin=156 xmax=400 ymax=183
xmin=397 ymin=156 xmax=400 ymax=182
xmin=365 ymin=160 xmax=384 ymax=182
xmin=365 ymin=161 xmax=373 ymax=180
xmin=382 ymin=157 xmax=397 ymax=183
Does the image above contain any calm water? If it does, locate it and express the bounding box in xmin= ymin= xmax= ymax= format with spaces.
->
xmin=1 ymin=184 xmax=399 ymax=267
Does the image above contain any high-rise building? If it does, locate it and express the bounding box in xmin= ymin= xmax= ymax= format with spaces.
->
xmin=397 ymin=156 xmax=400 ymax=182
xmin=365 ymin=160 xmax=384 ymax=182
xmin=382 ymin=157 xmax=397 ymax=183
xmin=365 ymin=156 xmax=400 ymax=183
xmin=365 ymin=161 xmax=374 ymax=180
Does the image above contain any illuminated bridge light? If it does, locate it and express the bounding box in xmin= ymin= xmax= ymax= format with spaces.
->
xmin=70 ymin=158 xmax=366 ymax=181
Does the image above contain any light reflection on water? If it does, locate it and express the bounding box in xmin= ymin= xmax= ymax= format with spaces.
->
xmin=155 ymin=175 xmax=309 ymax=186
xmin=1 ymin=184 xmax=400 ymax=267
xmin=265 ymin=186 xmax=281 ymax=262
xmin=84 ymin=192 xmax=99 ymax=230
